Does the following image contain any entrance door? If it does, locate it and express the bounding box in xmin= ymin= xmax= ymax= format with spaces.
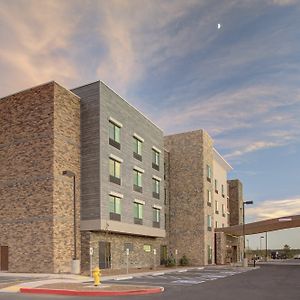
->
xmin=160 ymin=245 xmax=167 ymax=265
xmin=0 ymin=246 xmax=8 ymax=271
xmin=99 ymin=242 xmax=111 ymax=269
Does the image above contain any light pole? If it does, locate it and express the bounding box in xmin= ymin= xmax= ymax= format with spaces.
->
xmin=260 ymin=236 xmax=264 ymax=258
xmin=62 ymin=170 xmax=79 ymax=274
xmin=243 ymin=201 xmax=253 ymax=266
xmin=265 ymin=232 xmax=268 ymax=261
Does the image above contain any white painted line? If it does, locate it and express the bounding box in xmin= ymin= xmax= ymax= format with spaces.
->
xmin=197 ymin=267 xmax=204 ymax=270
xmin=114 ymin=276 xmax=133 ymax=281
xmin=152 ymin=272 xmax=165 ymax=276
xmin=177 ymin=269 xmax=187 ymax=273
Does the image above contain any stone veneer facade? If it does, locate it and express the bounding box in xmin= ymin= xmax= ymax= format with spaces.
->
xmin=0 ymin=82 xmax=80 ymax=273
xmin=164 ymin=130 xmax=215 ymax=265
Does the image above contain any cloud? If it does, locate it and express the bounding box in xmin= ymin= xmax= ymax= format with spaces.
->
xmin=224 ymin=141 xmax=282 ymax=159
xmin=271 ymin=0 xmax=297 ymax=5
xmin=0 ymin=0 xmax=80 ymax=97
xmin=246 ymin=197 xmax=300 ymax=221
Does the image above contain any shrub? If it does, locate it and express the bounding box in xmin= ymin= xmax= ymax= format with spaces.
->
xmin=179 ymin=255 xmax=189 ymax=266
xmin=165 ymin=257 xmax=176 ymax=267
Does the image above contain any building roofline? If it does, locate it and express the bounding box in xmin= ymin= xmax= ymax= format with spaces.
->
xmin=0 ymin=81 xmax=80 ymax=101
xmin=71 ymin=80 xmax=163 ymax=133
xmin=164 ymin=129 xmax=205 ymax=138
xmin=213 ymin=148 xmax=233 ymax=171
xmin=99 ymin=80 xmax=163 ymax=133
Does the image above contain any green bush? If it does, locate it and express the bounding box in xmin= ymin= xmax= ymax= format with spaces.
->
xmin=165 ymin=257 xmax=176 ymax=267
xmin=179 ymin=255 xmax=189 ymax=266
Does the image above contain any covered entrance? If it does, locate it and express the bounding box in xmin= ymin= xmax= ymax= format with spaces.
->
xmin=0 ymin=246 xmax=8 ymax=271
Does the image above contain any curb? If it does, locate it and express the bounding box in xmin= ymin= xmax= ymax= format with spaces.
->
xmin=20 ymin=286 xmax=164 ymax=296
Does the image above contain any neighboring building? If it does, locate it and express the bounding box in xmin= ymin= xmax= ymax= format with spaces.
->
xmin=215 ymin=179 xmax=244 ymax=264
xmin=164 ymin=130 xmax=233 ymax=265
xmin=71 ymin=81 xmax=165 ymax=273
xmin=0 ymin=82 xmax=80 ymax=273
xmin=0 ymin=80 xmax=243 ymax=273
xmin=213 ymin=149 xmax=232 ymax=230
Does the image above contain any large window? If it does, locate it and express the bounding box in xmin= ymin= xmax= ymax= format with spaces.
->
xmin=221 ymin=184 xmax=225 ymax=197
xmin=109 ymin=158 xmax=121 ymax=185
xmin=207 ymin=215 xmax=212 ymax=231
xmin=153 ymin=208 xmax=160 ymax=228
xmin=134 ymin=202 xmax=143 ymax=225
xmin=133 ymin=169 xmax=143 ymax=192
xmin=215 ymin=200 xmax=219 ymax=214
xmin=152 ymin=149 xmax=160 ymax=170
xmin=207 ymin=190 xmax=212 ymax=206
xmin=109 ymin=120 xmax=121 ymax=149
xmin=222 ymin=204 xmax=225 ymax=217
xmin=207 ymin=165 xmax=211 ymax=182
xmin=133 ymin=137 xmax=143 ymax=161
xmin=214 ymin=179 xmax=218 ymax=193
xmin=152 ymin=178 xmax=160 ymax=199
xmin=109 ymin=195 xmax=121 ymax=221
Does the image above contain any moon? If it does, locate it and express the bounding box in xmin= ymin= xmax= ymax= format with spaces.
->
xmin=217 ymin=23 xmax=221 ymax=29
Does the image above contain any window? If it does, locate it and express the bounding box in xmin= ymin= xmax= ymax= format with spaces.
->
xmin=109 ymin=158 xmax=121 ymax=185
xmin=215 ymin=200 xmax=219 ymax=214
xmin=164 ymin=188 xmax=167 ymax=205
xmin=214 ymin=179 xmax=218 ymax=193
xmin=222 ymin=204 xmax=225 ymax=217
xmin=109 ymin=121 xmax=121 ymax=149
xmin=215 ymin=221 xmax=218 ymax=228
xmin=152 ymin=178 xmax=160 ymax=199
xmin=109 ymin=195 xmax=121 ymax=221
xmin=152 ymin=149 xmax=160 ymax=170
xmin=207 ymin=215 xmax=212 ymax=231
xmin=143 ymin=244 xmax=151 ymax=252
xmin=221 ymin=184 xmax=225 ymax=197
xmin=207 ymin=190 xmax=212 ymax=206
xmin=207 ymin=165 xmax=211 ymax=182
xmin=133 ymin=169 xmax=143 ymax=193
xmin=153 ymin=208 xmax=160 ymax=228
xmin=134 ymin=202 xmax=143 ymax=224
xmin=133 ymin=136 xmax=143 ymax=161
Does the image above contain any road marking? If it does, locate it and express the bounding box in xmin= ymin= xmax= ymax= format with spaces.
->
xmin=114 ymin=276 xmax=133 ymax=281
xmin=152 ymin=272 xmax=165 ymax=276
xmin=177 ymin=269 xmax=187 ymax=273
xmin=172 ymin=280 xmax=205 ymax=285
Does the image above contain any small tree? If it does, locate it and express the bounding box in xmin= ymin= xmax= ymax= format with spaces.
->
xmin=283 ymin=244 xmax=292 ymax=258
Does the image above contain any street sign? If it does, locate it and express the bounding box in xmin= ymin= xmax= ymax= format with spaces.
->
xmin=175 ymin=249 xmax=178 ymax=255
xmin=126 ymin=248 xmax=129 ymax=256
xmin=153 ymin=249 xmax=157 ymax=255
xmin=89 ymin=247 xmax=93 ymax=256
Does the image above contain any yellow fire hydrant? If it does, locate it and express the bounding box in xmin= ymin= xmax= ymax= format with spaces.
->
xmin=92 ymin=267 xmax=101 ymax=286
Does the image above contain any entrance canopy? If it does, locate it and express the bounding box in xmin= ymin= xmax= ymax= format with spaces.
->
xmin=215 ymin=215 xmax=300 ymax=236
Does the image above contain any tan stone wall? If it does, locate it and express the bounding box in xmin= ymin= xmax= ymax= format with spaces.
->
xmin=228 ymin=179 xmax=243 ymax=226
xmin=52 ymin=83 xmax=80 ymax=273
xmin=0 ymin=82 xmax=80 ymax=273
xmin=80 ymin=231 xmax=163 ymax=274
xmin=0 ymin=83 xmax=55 ymax=272
xmin=164 ymin=130 xmax=214 ymax=266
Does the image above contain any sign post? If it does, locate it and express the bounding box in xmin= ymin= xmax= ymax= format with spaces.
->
xmin=126 ymin=248 xmax=129 ymax=274
xmin=175 ymin=249 xmax=178 ymax=266
xmin=153 ymin=249 xmax=157 ymax=270
xmin=89 ymin=247 xmax=93 ymax=277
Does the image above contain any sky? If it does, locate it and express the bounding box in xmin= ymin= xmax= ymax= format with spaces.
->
xmin=0 ymin=0 xmax=299 ymax=250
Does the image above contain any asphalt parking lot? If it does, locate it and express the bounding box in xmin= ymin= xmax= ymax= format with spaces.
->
xmin=104 ymin=266 xmax=250 ymax=287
